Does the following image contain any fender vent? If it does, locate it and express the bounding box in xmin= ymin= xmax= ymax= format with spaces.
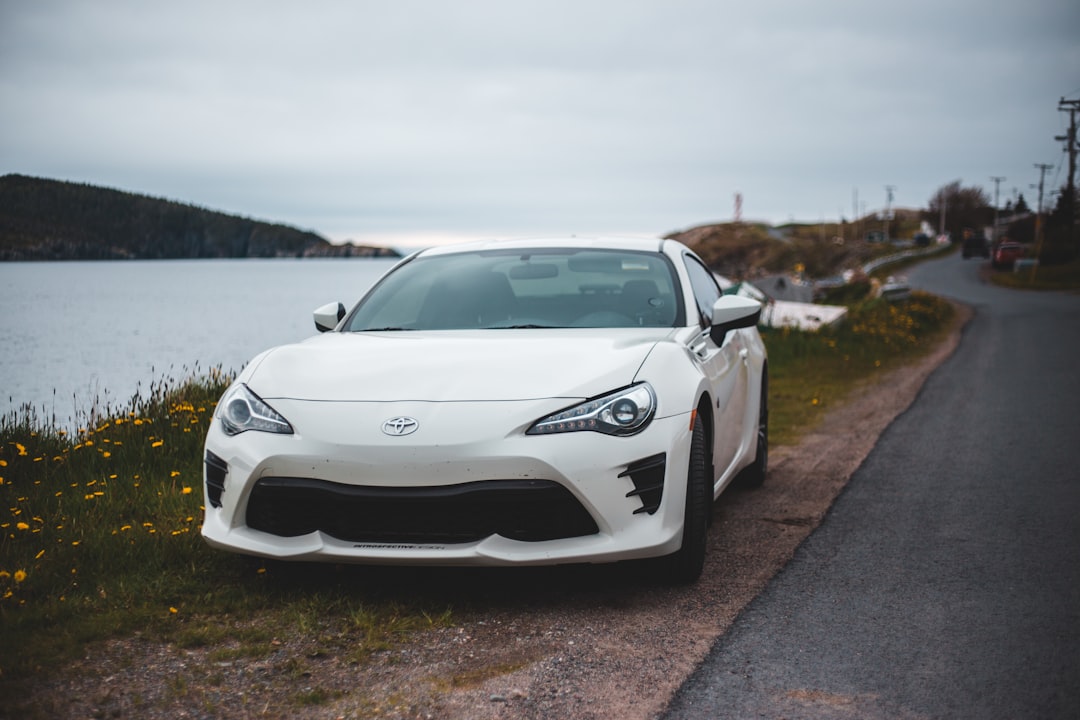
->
xmin=204 ymin=450 xmax=228 ymax=508
xmin=620 ymin=453 xmax=666 ymax=515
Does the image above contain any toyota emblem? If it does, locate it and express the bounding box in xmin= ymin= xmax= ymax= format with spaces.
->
xmin=382 ymin=416 xmax=419 ymax=436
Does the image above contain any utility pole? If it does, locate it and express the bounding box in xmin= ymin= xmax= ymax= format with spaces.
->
xmin=853 ymin=187 xmax=859 ymax=241
xmin=1057 ymin=96 xmax=1078 ymax=250
xmin=883 ymin=185 xmax=896 ymax=242
xmin=1058 ymin=97 xmax=1078 ymax=199
xmin=990 ymin=176 xmax=1005 ymax=242
xmin=1033 ymin=163 xmax=1054 ymax=251
xmin=938 ymin=193 xmax=947 ymax=239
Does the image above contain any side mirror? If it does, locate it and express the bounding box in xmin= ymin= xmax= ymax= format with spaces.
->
xmin=709 ymin=295 xmax=761 ymax=345
xmin=314 ymin=302 xmax=346 ymax=333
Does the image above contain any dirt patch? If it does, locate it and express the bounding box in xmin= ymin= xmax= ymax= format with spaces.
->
xmin=9 ymin=306 xmax=970 ymax=720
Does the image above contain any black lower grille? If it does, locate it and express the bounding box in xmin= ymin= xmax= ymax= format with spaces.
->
xmin=245 ymin=477 xmax=599 ymax=543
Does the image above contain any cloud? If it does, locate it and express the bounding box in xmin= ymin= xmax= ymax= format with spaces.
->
xmin=2 ymin=0 xmax=1078 ymax=245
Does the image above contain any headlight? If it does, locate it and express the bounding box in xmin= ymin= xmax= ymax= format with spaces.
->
xmin=527 ymin=383 xmax=656 ymax=437
xmin=216 ymin=383 xmax=293 ymax=436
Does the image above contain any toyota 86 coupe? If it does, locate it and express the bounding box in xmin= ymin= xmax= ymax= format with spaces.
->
xmin=202 ymin=236 xmax=768 ymax=583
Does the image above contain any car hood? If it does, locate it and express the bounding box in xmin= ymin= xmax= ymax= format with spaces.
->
xmin=244 ymin=329 xmax=674 ymax=402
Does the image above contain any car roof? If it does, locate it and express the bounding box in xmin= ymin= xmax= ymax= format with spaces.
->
xmin=415 ymin=236 xmax=670 ymax=258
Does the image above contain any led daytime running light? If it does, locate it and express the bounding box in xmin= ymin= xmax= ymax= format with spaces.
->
xmin=217 ymin=383 xmax=293 ymax=436
xmin=528 ymin=383 xmax=655 ymax=437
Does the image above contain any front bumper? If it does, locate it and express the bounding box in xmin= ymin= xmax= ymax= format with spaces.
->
xmin=201 ymin=399 xmax=693 ymax=566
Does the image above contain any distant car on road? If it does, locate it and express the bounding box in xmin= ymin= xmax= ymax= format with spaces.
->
xmin=961 ymin=230 xmax=989 ymax=260
xmin=201 ymin=236 xmax=769 ymax=584
xmin=991 ymin=241 xmax=1025 ymax=270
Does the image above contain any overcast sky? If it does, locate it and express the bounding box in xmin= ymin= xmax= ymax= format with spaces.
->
xmin=2 ymin=1 xmax=1078 ymax=248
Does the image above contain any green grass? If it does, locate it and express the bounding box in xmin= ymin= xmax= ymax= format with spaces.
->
xmin=989 ymin=257 xmax=1080 ymax=291
xmin=765 ymin=290 xmax=954 ymax=445
xmin=0 ymin=292 xmax=954 ymax=679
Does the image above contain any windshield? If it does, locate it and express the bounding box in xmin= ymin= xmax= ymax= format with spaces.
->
xmin=344 ymin=248 xmax=684 ymax=331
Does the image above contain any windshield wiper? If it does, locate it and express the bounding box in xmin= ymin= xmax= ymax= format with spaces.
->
xmin=500 ymin=324 xmax=566 ymax=329
xmin=359 ymin=326 xmax=412 ymax=332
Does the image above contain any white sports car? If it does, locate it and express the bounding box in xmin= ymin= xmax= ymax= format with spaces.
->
xmin=202 ymin=236 xmax=767 ymax=582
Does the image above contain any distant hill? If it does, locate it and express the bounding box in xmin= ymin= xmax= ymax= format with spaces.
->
xmin=0 ymin=174 xmax=400 ymax=261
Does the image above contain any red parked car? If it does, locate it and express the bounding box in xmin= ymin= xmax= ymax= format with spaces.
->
xmin=991 ymin=241 xmax=1025 ymax=270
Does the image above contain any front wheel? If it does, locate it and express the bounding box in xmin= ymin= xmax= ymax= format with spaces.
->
xmin=658 ymin=419 xmax=710 ymax=584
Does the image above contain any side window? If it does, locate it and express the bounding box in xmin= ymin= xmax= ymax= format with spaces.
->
xmin=683 ymin=255 xmax=722 ymax=329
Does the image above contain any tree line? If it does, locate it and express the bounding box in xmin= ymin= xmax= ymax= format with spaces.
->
xmin=0 ymin=174 xmax=399 ymax=261
xmin=927 ymin=179 xmax=1078 ymax=264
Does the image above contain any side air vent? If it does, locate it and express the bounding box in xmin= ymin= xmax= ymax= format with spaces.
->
xmin=204 ymin=450 xmax=228 ymax=508
xmin=620 ymin=453 xmax=666 ymax=515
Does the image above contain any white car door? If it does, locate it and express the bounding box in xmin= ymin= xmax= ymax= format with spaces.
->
xmin=683 ymin=256 xmax=750 ymax=487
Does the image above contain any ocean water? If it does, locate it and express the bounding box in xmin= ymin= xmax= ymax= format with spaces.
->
xmin=0 ymin=258 xmax=398 ymax=422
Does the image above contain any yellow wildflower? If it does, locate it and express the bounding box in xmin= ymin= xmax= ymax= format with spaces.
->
xmin=35 ymin=550 xmax=44 ymax=560
xmin=16 ymin=522 xmax=29 ymax=531
xmin=151 ymin=440 xmax=164 ymax=448
xmin=14 ymin=570 xmax=26 ymax=583
xmin=169 ymin=607 xmax=178 ymax=614
xmin=0 ymin=571 xmax=9 ymax=579
xmin=170 ymin=470 xmax=181 ymax=478
xmin=16 ymin=444 xmax=27 ymax=456
xmin=182 ymin=487 xmax=193 ymax=495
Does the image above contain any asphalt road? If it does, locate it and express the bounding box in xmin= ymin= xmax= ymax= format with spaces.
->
xmin=663 ymin=254 xmax=1080 ymax=719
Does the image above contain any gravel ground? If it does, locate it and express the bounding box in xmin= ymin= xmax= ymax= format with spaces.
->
xmin=8 ymin=307 xmax=968 ymax=720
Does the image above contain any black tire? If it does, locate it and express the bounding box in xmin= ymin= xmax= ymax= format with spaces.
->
xmin=659 ymin=419 xmax=711 ymax=584
xmin=736 ymin=371 xmax=768 ymax=489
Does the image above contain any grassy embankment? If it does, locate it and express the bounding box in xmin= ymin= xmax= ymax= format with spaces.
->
xmin=989 ymin=257 xmax=1080 ymax=291
xmin=0 ymin=289 xmax=953 ymax=685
